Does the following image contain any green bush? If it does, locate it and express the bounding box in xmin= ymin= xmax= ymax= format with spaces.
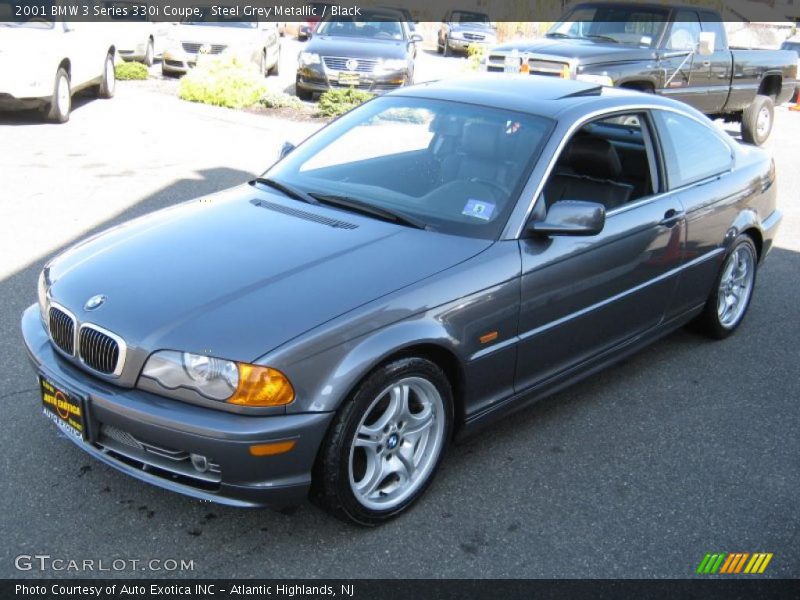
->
xmin=115 ymin=61 xmax=149 ymax=80
xmin=178 ymin=55 xmax=267 ymax=109
xmin=260 ymin=90 xmax=303 ymax=110
xmin=466 ymin=43 xmax=487 ymax=72
xmin=317 ymin=88 xmax=374 ymax=118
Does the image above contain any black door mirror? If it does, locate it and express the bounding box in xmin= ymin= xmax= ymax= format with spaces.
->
xmin=279 ymin=141 xmax=295 ymax=160
xmin=528 ymin=200 xmax=606 ymax=236
xmin=410 ymin=33 xmax=424 ymax=43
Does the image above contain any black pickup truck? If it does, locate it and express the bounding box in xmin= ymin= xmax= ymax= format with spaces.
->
xmin=486 ymin=2 xmax=798 ymax=145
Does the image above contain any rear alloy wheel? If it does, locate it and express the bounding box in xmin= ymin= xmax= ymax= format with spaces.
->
xmin=46 ymin=67 xmax=71 ymax=123
xmin=97 ymin=53 xmax=115 ymax=99
xmin=694 ymin=234 xmax=758 ymax=339
xmin=741 ymin=94 xmax=773 ymax=146
xmin=314 ymin=358 xmax=452 ymax=525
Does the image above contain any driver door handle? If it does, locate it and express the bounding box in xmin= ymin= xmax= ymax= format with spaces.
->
xmin=660 ymin=208 xmax=685 ymax=227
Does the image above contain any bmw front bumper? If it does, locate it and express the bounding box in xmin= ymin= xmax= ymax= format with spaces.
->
xmin=21 ymin=304 xmax=333 ymax=508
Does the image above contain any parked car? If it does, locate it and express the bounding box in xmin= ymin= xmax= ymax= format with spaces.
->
xmin=161 ymin=14 xmax=280 ymax=77
xmin=23 ymin=76 xmax=782 ymax=525
xmin=781 ymin=37 xmax=800 ymax=101
xmin=485 ymin=2 xmax=798 ymax=145
xmin=437 ymin=9 xmax=497 ymax=56
xmin=295 ymin=8 xmax=423 ymax=99
xmin=0 ymin=17 xmax=116 ymax=123
xmin=101 ymin=1 xmax=170 ymax=66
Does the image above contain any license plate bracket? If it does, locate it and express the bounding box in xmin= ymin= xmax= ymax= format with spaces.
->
xmin=40 ymin=376 xmax=86 ymax=441
xmin=337 ymin=71 xmax=360 ymax=86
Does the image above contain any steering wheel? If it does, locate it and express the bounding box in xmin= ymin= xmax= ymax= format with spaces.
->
xmin=469 ymin=178 xmax=510 ymax=199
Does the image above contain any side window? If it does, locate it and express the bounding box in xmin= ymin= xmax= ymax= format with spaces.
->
xmin=542 ymin=112 xmax=658 ymax=212
xmin=654 ymin=111 xmax=733 ymax=188
xmin=665 ymin=10 xmax=701 ymax=51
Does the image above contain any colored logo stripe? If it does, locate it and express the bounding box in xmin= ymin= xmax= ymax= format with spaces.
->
xmin=697 ymin=553 xmax=773 ymax=574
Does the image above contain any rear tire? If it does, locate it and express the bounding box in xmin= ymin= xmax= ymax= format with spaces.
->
xmin=741 ymin=94 xmax=773 ymax=146
xmin=97 ymin=53 xmax=115 ymax=99
xmin=312 ymin=357 xmax=453 ymax=526
xmin=693 ymin=234 xmax=758 ymax=339
xmin=268 ymin=48 xmax=280 ymax=76
xmin=45 ymin=67 xmax=71 ymax=123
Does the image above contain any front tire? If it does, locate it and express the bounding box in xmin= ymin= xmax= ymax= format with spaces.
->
xmin=693 ymin=234 xmax=758 ymax=339
xmin=268 ymin=48 xmax=280 ymax=76
xmin=295 ymin=77 xmax=313 ymax=101
xmin=46 ymin=67 xmax=71 ymax=123
xmin=741 ymin=94 xmax=773 ymax=146
xmin=97 ymin=53 xmax=115 ymax=99
xmin=313 ymin=357 xmax=453 ymax=526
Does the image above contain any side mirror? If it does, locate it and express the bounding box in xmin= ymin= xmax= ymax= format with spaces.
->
xmin=528 ymin=200 xmax=605 ymax=236
xmin=698 ymin=31 xmax=715 ymax=55
xmin=279 ymin=141 xmax=295 ymax=160
xmin=410 ymin=33 xmax=424 ymax=43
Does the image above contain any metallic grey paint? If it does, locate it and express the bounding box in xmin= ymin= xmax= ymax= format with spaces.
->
xmin=21 ymin=76 xmax=782 ymax=508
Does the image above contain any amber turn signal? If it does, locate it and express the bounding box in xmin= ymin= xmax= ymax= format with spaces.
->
xmin=249 ymin=440 xmax=297 ymax=456
xmin=227 ymin=364 xmax=295 ymax=407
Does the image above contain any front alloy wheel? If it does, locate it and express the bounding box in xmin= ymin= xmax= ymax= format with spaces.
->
xmin=314 ymin=358 xmax=452 ymax=525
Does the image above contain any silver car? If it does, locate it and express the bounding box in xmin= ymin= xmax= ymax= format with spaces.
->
xmin=23 ymin=76 xmax=782 ymax=525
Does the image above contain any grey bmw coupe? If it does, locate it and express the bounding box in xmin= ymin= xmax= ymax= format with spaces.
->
xmin=23 ymin=76 xmax=782 ymax=525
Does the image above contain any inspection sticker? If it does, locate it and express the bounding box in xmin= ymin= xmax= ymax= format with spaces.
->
xmin=462 ymin=199 xmax=496 ymax=221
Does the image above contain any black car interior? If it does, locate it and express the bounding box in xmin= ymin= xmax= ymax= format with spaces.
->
xmin=542 ymin=115 xmax=656 ymax=212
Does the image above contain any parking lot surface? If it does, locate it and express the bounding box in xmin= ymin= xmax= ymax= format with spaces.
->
xmin=1 ymin=64 xmax=798 ymax=578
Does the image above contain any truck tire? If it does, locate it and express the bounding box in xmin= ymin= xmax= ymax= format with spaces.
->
xmin=741 ymin=94 xmax=773 ymax=146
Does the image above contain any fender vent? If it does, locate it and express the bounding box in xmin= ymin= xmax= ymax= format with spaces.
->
xmin=250 ymin=198 xmax=358 ymax=229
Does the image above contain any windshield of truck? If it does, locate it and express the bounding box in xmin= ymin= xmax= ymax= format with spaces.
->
xmin=548 ymin=6 xmax=669 ymax=48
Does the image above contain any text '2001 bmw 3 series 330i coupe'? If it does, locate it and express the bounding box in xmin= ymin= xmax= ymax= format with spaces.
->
xmin=23 ymin=75 xmax=782 ymax=525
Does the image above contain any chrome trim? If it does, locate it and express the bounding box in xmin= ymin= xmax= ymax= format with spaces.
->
xmin=78 ymin=323 xmax=127 ymax=378
xmin=48 ymin=302 xmax=78 ymax=358
xmin=507 ymin=103 xmax=739 ymax=240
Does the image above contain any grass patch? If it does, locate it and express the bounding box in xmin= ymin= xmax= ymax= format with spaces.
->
xmin=178 ymin=55 xmax=266 ymax=109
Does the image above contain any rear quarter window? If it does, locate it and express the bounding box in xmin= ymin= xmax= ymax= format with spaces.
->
xmin=653 ymin=111 xmax=733 ymax=189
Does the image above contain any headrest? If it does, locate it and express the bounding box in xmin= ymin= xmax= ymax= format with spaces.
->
xmin=461 ymin=121 xmax=499 ymax=159
xmin=430 ymin=115 xmax=462 ymax=136
xmin=566 ymin=136 xmax=622 ymax=179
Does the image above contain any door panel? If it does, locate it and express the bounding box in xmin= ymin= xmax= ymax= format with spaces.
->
xmin=515 ymin=195 xmax=684 ymax=392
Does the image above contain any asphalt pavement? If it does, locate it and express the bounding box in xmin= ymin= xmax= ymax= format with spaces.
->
xmin=0 ymin=70 xmax=798 ymax=579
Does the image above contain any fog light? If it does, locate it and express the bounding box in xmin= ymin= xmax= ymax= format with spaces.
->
xmin=190 ymin=453 xmax=209 ymax=472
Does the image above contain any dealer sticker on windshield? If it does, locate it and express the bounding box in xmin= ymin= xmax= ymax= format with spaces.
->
xmin=462 ymin=199 xmax=496 ymax=221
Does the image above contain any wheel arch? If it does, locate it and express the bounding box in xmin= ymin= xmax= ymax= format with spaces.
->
xmin=758 ymin=72 xmax=782 ymax=99
xmin=729 ymin=208 xmax=765 ymax=262
xmin=57 ymin=58 xmax=71 ymax=78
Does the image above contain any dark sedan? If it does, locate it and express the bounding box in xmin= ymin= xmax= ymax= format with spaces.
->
xmin=23 ymin=77 xmax=782 ymax=525
xmin=295 ymin=9 xmax=423 ymax=99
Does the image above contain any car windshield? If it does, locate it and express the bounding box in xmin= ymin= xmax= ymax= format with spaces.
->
xmin=451 ymin=11 xmax=490 ymax=23
xmin=316 ymin=14 xmax=405 ymax=40
xmin=266 ymin=96 xmax=553 ymax=239
xmin=781 ymin=41 xmax=800 ymax=54
xmin=548 ymin=6 xmax=669 ymax=48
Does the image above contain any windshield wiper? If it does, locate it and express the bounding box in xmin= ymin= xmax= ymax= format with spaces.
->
xmin=308 ymin=193 xmax=428 ymax=230
xmin=545 ymin=32 xmax=577 ymax=39
xmin=253 ymin=177 xmax=319 ymax=205
xmin=583 ymin=34 xmax=619 ymax=44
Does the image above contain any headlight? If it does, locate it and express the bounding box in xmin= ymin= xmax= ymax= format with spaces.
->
xmin=576 ymin=73 xmax=614 ymax=86
xmin=37 ymin=269 xmax=50 ymax=322
xmin=140 ymin=350 xmax=295 ymax=407
xmin=449 ymin=31 xmax=464 ymax=40
xmin=299 ymin=51 xmax=320 ymax=66
xmin=379 ymin=58 xmax=407 ymax=71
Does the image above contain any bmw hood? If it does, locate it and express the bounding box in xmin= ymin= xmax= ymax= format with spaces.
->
xmin=45 ymin=185 xmax=492 ymax=363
